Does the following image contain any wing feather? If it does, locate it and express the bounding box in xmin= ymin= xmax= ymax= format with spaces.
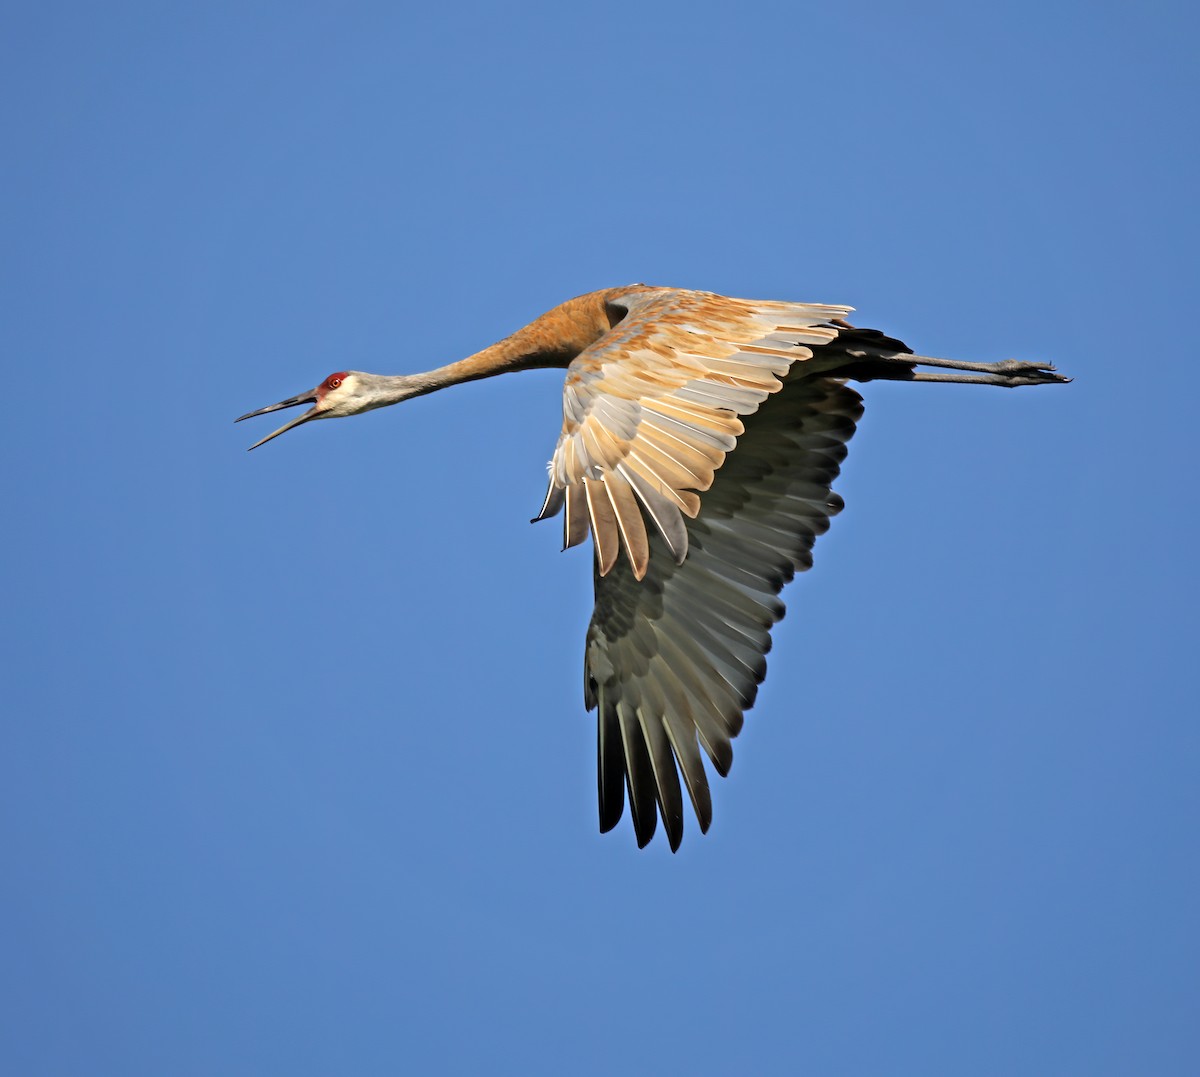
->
xmin=602 ymin=473 xmax=650 ymax=580
xmin=562 ymin=484 xmax=588 ymax=550
xmin=583 ymin=477 xmax=620 ymax=575
xmin=616 ymin=700 xmax=658 ymax=847
xmin=637 ymin=706 xmax=685 ymax=851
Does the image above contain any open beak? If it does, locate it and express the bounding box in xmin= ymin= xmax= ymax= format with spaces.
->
xmin=235 ymin=388 xmax=321 ymax=450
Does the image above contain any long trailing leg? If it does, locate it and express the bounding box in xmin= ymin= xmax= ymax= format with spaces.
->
xmin=839 ymin=351 xmax=1071 ymax=389
xmin=906 ymin=366 xmax=1070 ymax=388
xmin=830 ymin=323 xmax=1075 ymax=390
xmin=827 ymin=324 xmax=1070 ymax=388
xmin=905 ymin=354 xmax=1070 ymax=387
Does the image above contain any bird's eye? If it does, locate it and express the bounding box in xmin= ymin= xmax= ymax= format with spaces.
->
xmin=328 ymin=377 xmax=342 ymax=389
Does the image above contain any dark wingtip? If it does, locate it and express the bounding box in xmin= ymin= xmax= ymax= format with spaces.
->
xmin=629 ymin=795 xmax=658 ymax=849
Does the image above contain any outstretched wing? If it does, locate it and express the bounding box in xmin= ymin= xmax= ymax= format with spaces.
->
xmin=583 ymin=376 xmax=864 ymax=850
xmin=537 ymin=287 xmax=853 ymax=580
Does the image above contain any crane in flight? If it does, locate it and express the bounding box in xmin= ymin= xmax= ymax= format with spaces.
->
xmin=237 ymin=285 xmax=1068 ymax=851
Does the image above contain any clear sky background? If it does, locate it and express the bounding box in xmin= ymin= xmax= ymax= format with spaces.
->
xmin=3 ymin=2 xmax=1197 ymax=1074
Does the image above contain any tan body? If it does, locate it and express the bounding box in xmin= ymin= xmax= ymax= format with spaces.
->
xmin=238 ymin=286 xmax=1068 ymax=850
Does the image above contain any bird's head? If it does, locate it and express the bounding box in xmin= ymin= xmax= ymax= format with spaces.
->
xmin=236 ymin=371 xmax=388 ymax=449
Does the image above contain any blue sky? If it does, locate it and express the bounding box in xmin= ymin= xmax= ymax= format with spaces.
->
xmin=3 ymin=2 xmax=1197 ymax=1073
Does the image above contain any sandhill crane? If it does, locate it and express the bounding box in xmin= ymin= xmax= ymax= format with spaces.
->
xmin=238 ymin=285 xmax=1069 ymax=851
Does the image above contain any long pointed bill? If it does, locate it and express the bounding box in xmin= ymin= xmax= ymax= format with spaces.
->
xmin=235 ymin=388 xmax=320 ymax=450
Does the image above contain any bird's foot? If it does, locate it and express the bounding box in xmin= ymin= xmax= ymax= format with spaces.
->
xmin=989 ymin=360 xmax=1072 ymax=387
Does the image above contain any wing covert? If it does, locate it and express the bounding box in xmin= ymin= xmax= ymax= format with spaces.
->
xmin=541 ymin=288 xmax=854 ymax=580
